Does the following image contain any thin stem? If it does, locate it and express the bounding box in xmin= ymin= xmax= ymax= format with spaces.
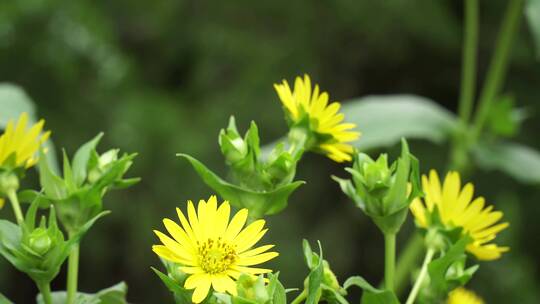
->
xmin=37 ymin=281 xmax=53 ymax=304
xmin=458 ymin=0 xmax=479 ymax=124
xmin=384 ymin=233 xmax=396 ymax=292
xmin=291 ymin=289 xmax=307 ymax=304
xmin=394 ymin=233 xmax=424 ymax=296
xmin=7 ymin=190 xmax=23 ymax=225
xmin=66 ymin=243 xmax=80 ymax=304
xmin=405 ymin=248 xmax=436 ymax=304
xmin=472 ymin=0 xmax=524 ymax=139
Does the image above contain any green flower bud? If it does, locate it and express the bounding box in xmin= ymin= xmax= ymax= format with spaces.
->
xmin=88 ymin=149 xmax=119 ymax=183
xmin=425 ymin=228 xmax=447 ymax=252
xmin=237 ymin=274 xmax=270 ymax=303
xmin=27 ymin=227 xmax=53 ymax=256
xmin=219 ymin=130 xmax=248 ymax=164
xmin=322 ymin=261 xmax=341 ymax=292
xmin=0 ymin=171 xmax=19 ymax=195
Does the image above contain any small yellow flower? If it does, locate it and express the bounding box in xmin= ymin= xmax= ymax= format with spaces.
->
xmin=410 ymin=170 xmax=509 ymax=261
xmin=274 ymin=74 xmax=360 ymax=162
xmin=447 ymin=287 xmax=484 ymax=304
xmin=153 ymin=196 xmax=279 ymax=303
xmin=0 ymin=112 xmax=50 ymax=169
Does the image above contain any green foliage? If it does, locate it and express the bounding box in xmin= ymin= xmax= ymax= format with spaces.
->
xmin=36 ymin=134 xmax=139 ymax=233
xmin=0 ymin=83 xmax=36 ymax=128
xmin=0 ymin=293 xmax=14 ymax=304
xmin=0 ymin=199 xmax=107 ymax=286
xmin=36 ymin=282 xmax=128 ymax=304
xmin=485 ymin=95 xmax=524 ymax=137
xmin=426 ymin=237 xmax=478 ymax=300
xmin=343 ymin=277 xmax=399 ymax=304
xmin=178 ymin=154 xmax=304 ymax=219
xmin=151 ymin=267 xmax=192 ymax=304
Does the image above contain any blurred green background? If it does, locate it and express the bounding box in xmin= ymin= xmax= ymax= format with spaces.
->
xmin=1 ymin=0 xmax=539 ymax=303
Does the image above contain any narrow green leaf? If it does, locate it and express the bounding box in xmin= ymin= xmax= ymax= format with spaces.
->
xmin=151 ymin=267 xmax=192 ymax=303
xmin=343 ymin=276 xmax=399 ymax=304
xmin=427 ymin=237 xmax=470 ymax=295
xmin=305 ymin=241 xmax=324 ymax=304
xmin=38 ymin=150 xmax=67 ymax=200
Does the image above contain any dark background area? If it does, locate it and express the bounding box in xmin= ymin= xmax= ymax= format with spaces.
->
xmin=1 ymin=0 xmax=539 ymax=303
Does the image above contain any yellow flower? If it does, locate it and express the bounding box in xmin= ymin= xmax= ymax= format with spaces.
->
xmin=0 ymin=112 xmax=50 ymax=169
xmin=447 ymin=287 xmax=484 ymax=304
xmin=0 ymin=198 xmax=4 ymax=209
xmin=153 ymin=196 xmax=279 ymax=303
xmin=410 ymin=170 xmax=509 ymax=261
xmin=274 ymin=74 xmax=360 ymax=162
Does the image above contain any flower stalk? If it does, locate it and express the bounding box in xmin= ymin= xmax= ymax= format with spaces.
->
xmin=37 ymin=281 xmax=53 ymax=304
xmin=405 ymin=248 xmax=435 ymax=304
xmin=66 ymin=243 xmax=80 ymax=304
xmin=384 ymin=233 xmax=396 ymax=292
xmin=7 ymin=189 xmax=23 ymax=226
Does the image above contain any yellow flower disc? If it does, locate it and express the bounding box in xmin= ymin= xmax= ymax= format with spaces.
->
xmin=274 ymin=74 xmax=360 ymax=162
xmin=0 ymin=112 xmax=50 ymax=169
xmin=410 ymin=170 xmax=509 ymax=260
xmin=447 ymin=287 xmax=484 ymax=304
xmin=153 ymin=196 xmax=278 ymax=303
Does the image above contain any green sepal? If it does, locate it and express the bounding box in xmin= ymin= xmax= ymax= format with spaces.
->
xmin=36 ymin=281 xmax=128 ymax=304
xmin=343 ymin=276 xmax=399 ymax=304
xmin=178 ymin=154 xmax=304 ymax=219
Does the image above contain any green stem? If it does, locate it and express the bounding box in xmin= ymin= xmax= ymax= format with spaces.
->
xmin=66 ymin=243 xmax=80 ymax=304
xmin=405 ymin=248 xmax=435 ymax=304
xmin=37 ymin=281 xmax=53 ymax=304
xmin=472 ymin=0 xmax=524 ymax=139
xmin=291 ymin=289 xmax=307 ymax=304
xmin=7 ymin=190 xmax=23 ymax=226
xmin=458 ymin=0 xmax=479 ymax=124
xmin=384 ymin=233 xmax=396 ymax=291
xmin=394 ymin=233 xmax=424 ymax=296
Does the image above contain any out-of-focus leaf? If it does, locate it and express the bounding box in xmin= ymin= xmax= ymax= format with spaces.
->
xmin=341 ymin=95 xmax=458 ymax=150
xmin=343 ymin=276 xmax=399 ymax=304
xmin=0 ymin=83 xmax=36 ymax=127
xmin=526 ymin=0 xmax=540 ymax=59
xmin=473 ymin=141 xmax=540 ymax=184
xmin=485 ymin=95 xmax=525 ymax=137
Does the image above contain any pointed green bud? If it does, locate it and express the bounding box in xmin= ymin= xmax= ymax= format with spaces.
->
xmin=236 ymin=274 xmax=270 ymax=303
xmin=0 ymin=171 xmax=19 ymax=195
xmin=219 ymin=117 xmax=248 ymax=164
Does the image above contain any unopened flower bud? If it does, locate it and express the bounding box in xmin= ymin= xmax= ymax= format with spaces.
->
xmin=27 ymin=228 xmax=53 ymax=256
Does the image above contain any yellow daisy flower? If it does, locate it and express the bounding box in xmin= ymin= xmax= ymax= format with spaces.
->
xmin=274 ymin=74 xmax=360 ymax=162
xmin=410 ymin=170 xmax=509 ymax=261
xmin=0 ymin=112 xmax=50 ymax=169
xmin=153 ymin=196 xmax=279 ymax=303
xmin=447 ymin=287 xmax=484 ymax=304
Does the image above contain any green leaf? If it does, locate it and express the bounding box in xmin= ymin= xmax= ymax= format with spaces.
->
xmin=36 ymin=282 xmax=128 ymax=304
xmin=526 ymin=0 xmax=540 ymax=60
xmin=305 ymin=241 xmax=324 ymax=304
xmin=268 ymin=273 xmax=287 ymax=304
xmin=178 ymin=153 xmax=304 ymax=218
xmin=38 ymin=150 xmax=67 ymax=200
xmin=473 ymin=141 xmax=540 ymax=184
xmin=0 ymin=83 xmax=36 ymax=128
xmin=485 ymin=95 xmax=524 ymax=137
xmin=0 ymin=293 xmax=14 ymax=304
xmin=341 ymin=95 xmax=458 ymax=150
xmin=72 ymin=133 xmax=104 ymax=186
xmin=151 ymin=267 xmax=192 ymax=304
xmin=427 ymin=237 xmax=469 ymax=295
xmin=343 ymin=276 xmax=399 ymax=304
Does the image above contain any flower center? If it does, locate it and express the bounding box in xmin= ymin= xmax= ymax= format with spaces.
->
xmin=197 ymin=238 xmax=237 ymax=274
